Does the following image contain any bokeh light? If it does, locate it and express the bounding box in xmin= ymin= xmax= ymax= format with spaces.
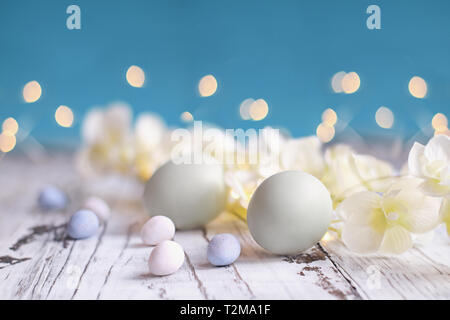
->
xmin=239 ymin=98 xmax=255 ymax=120
xmin=249 ymin=99 xmax=269 ymax=121
xmin=375 ymin=106 xmax=394 ymax=129
xmin=408 ymin=76 xmax=427 ymax=98
xmin=55 ymin=105 xmax=74 ymax=127
xmin=198 ymin=74 xmax=218 ymax=97
xmin=0 ymin=133 xmax=16 ymax=153
xmin=23 ymin=80 xmax=42 ymax=103
xmin=331 ymin=71 xmax=346 ymax=93
xmin=321 ymin=108 xmax=337 ymax=126
xmin=2 ymin=117 xmax=19 ymax=136
xmin=180 ymin=111 xmax=194 ymax=122
xmin=431 ymin=113 xmax=448 ymax=130
xmin=126 ymin=65 xmax=145 ymax=88
xmin=316 ymin=123 xmax=335 ymax=143
xmin=341 ymin=72 xmax=360 ymax=94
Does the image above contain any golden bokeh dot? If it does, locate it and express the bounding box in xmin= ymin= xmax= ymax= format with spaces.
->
xmin=375 ymin=106 xmax=394 ymax=129
xmin=408 ymin=76 xmax=427 ymax=98
xmin=180 ymin=111 xmax=194 ymax=122
xmin=341 ymin=72 xmax=360 ymax=94
xmin=0 ymin=133 xmax=16 ymax=153
xmin=239 ymin=98 xmax=255 ymax=120
xmin=316 ymin=123 xmax=335 ymax=143
xmin=331 ymin=71 xmax=346 ymax=93
xmin=126 ymin=65 xmax=145 ymax=88
xmin=321 ymin=108 xmax=337 ymax=126
xmin=2 ymin=117 xmax=19 ymax=136
xmin=23 ymin=80 xmax=42 ymax=103
xmin=55 ymin=105 xmax=74 ymax=127
xmin=431 ymin=113 xmax=448 ymax=130
xmin=198 ymin=74 xmax=218 ymax=97
xmin=249 ymin=99 xmax=269 ymax=121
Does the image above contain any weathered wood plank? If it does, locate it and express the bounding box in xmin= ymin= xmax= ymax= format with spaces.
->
xmin=322 ymin=230 xmax=450 ymax=299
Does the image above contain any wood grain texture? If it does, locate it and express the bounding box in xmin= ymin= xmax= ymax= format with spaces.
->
xmin=0 ymin=153 xmax=449 ymax=300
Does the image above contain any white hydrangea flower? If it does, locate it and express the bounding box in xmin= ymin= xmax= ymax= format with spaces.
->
xmin=338 ymin=177 xmax=442 ymax=254
xmin=408 ymin=134 xmax=450 ymax=197
xmin=280 ymin=136 xmax=325 ymax=178
xmin=322 ymin=145 xmax=395 ymax=206
xmin=79 ymin=102 xmax=135 ymax=174
xmin=440 ymin=197 xmax=450 ymax=235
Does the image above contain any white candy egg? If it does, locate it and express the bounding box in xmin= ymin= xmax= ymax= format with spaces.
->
xmin=83 ymin=196 xmax=111 ymax=221
xmin=141 ymin=216 xmax=175 ymax=246
xmin=148 ymin=240 xmax=185 ymax=276
xmin=143 ymin=159 xmax=227 ymax=229
xmin=247 ymin=171 xmax=332 ymax=255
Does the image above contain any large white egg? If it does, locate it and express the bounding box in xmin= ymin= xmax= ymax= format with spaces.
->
xmin=148 ymin=240 xmax=185 ymax=276
xmin=143 ymin=159 xmax=227 ymax=230
xmin=247 ymin=171 xmax=332 ymax=255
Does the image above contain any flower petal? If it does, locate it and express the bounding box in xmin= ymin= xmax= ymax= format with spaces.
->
xmin=379 ymin=226 xmax=412 ymax=254
xmin=399 ymin=193 xmax=442 ymax=233
xmin=440 ymin=198 xmax=450 ymax=236
xmin=424 ymin=134 xmax=450 ymax=163
xmin=336 ymin=191 xmax=382 ymax=223
xmin=342 ymin=222 xmax=384 ymax=254
xmin=408 ymin=142 xmax=425 ymax=177
xmin=420 ymin=179 xmax=450 ymax=197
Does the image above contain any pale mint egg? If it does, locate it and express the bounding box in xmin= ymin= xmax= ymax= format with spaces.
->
xmin=141 ymin=215 xmax=175 ymax=246
xmin=143 ymin=159 xmax=227 ymax=230
xmin=247 ymin=171 xmax=332 ymax=255
xmin=148 ymin=240 xmax=185 ymax=276
xmin=207 ymin=233 xmax=241 ymax=266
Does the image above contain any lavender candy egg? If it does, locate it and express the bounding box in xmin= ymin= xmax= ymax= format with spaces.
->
xmin=67 ymin=210 xmax=100 ymax=239
xmin=141 ymin=215 xmax=175 ymax=246
xmin=148 ymin=240 xmax=185 ymax=276
xmin=207 ymin=233 xmax=241 ymax=266
xmin=83 ymin=196 xmax=111 ymax=221
xmin=38 ymin=186 xmax=68 ymax=211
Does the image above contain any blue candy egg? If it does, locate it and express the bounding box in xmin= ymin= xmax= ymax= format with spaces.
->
xmin=38 ymin=186 xmax=68 ymax=211
xmin=67 ymin=210 xmax=99 ymax=239
xmin=207 ymin=233 xmax=241 ymax=266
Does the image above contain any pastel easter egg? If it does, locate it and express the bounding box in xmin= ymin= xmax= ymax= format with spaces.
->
xmin=141 ymin=215 xmax=175 ymax=246
xmin=38 ymin=186 xmax=68 ymax=211
xmin=247 ymin=170 xmax=332 ymax=255
xmin=207 ymin=233 xmax=241 ymax=266
xmin=67 ymin=210 xmax=100 ymax=239
xmin=148 ymin=240 xmax=185 ymax=276
xmin=83 ymin=196 xmax=110 ymax=221
xmin=143 ymin=159 xmax=227 ymax=230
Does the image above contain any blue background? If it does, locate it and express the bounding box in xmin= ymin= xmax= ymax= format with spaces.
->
xmin=0 ymin=0 xmax=449 ymax=144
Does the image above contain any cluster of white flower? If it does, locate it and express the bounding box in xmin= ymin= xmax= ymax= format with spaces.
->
xmin=77 ymin=102 xmax=172 ymax=181
xmin=78 ymin=103 xmax=450 ymax=255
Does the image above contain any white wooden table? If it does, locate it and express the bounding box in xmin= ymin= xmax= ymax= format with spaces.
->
xmin=1 ymin=153 xmax=449 ymax=300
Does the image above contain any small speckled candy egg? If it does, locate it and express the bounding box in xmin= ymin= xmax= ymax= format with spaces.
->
xmin=207 ymin=233 xmax=241 ymax=266
xmin=141 ymin=215 xmax=175 ymax=246
xmin=247 ymin=171 xmax=332 ymax=255
xmin=67 ymin=210 xmax=100 ymax=239
xmin=82 ymin=196 xmax=110 ymax=222
xmin=148 ymin=240 xmax=185 ymax=276
xmin=38 ymin=186 xmax=68 ymax=211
